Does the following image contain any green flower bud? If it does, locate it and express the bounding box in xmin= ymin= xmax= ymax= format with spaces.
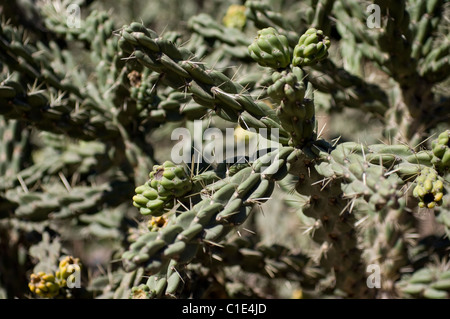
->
xmin=133 ymin=162 xmax=192 ymax=216
xmin=149 ymin=161 xmax=192 ymax=198
xmin=292 ymin=28 xmax=330 ymax=67
xmin=248 ymin=27 xmax=291 ymax=69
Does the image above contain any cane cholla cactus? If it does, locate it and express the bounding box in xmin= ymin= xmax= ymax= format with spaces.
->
xmin=0 ymin=0 xmax=449 ymax=300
